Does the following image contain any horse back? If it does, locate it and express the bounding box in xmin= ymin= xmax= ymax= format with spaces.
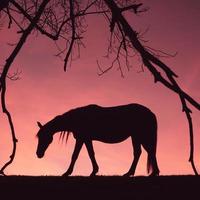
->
xmin=67 ymin=104 xmax=157 ymax=143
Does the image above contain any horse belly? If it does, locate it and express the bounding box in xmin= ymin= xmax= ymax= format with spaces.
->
xmin=81 ymin=110 xmax=137 ymax=143
xmin=88 ymin=124 xmax=131 ymax=143
xmin=93 ymin=134 xmax=130 ymax=143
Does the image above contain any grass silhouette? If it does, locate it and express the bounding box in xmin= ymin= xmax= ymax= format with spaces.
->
xmin=0 ymin=175 xmax=199 ymax=199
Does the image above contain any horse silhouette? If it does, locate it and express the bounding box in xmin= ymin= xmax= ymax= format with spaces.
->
xmin=36 ymin=104 xmax=160 ymax=177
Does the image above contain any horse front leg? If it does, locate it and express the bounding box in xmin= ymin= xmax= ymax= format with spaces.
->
xmin=85 ymin=140 xmax=99 ymax=177
xmin=62 ymin=139 xmax=83 ymax=177
xmin=123 ymin=137 xmax=141 ymax=177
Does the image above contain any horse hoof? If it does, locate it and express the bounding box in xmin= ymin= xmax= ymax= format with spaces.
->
xmin=123 ymin=173 xmax=131 ymax=177
xmin=90 ymin=172 xmax=97 ymax=177
xmin=148 ymin=172 xmax=159 ymax=177
xmin=62 ymin=172 xmax=71 ymax=177
xmin=62 ymin=174 xmax=68 ymax=177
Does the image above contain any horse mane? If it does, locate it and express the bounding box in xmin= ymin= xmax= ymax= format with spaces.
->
xmin=59 ymin=131 xmax=71 ymax=144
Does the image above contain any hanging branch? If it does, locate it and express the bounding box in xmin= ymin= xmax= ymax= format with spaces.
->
xmin=64 ymin=0 xmax=76 ymax=71
xmin=6 ymin=1 xmax=109 ymax=70
xmin=104 ymin=0 xmax=199 ymax=175
xmin=0 ymin=0 xmax=50 ymax=176
xmin=0 ymin=0 xmax=101 ymax=175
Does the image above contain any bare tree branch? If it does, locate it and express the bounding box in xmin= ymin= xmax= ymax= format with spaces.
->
xmin=104 ymin=0 xmax=199 ymax=175
xmin=64 ymin=0 xmax=76 ymax=71
xmin=0 ymin=68 xmax=21 ymax=81
xmin=0 ymin=0 xmax=50 ymax=176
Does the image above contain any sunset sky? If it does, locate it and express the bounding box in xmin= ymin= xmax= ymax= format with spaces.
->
xmin=0 ymin=0 xmax=200 ymax=176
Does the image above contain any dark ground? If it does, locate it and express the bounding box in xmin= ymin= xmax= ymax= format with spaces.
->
xmin=0 ymin=175 xmax=199 ymax=200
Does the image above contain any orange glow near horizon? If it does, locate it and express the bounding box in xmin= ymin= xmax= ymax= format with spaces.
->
xmin=0 ymin=0 xmax=200 ymax=176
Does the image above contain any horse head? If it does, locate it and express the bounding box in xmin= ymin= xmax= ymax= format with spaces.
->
xmin=36 ymin=121 xmax=53 ymax=158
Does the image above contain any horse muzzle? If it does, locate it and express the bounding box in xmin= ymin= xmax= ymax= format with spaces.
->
xmin=36 ymin=151 xmax=44 ymax=158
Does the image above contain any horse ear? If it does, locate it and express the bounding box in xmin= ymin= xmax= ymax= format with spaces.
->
xmin=37 ymin=121 xmax=43 ymax=129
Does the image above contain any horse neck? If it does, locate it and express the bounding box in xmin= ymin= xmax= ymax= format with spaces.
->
xmin=47 ymin=117 xmax=67 ymax=135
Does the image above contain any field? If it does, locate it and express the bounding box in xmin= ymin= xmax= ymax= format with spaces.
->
xmin=0 ymin=175 xmax=199 ymax=199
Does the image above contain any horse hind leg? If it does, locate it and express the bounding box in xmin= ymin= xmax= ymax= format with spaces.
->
xmin=142 ymin=142 xmax=160 ymax=176
xmin=123 ymin=137 xmax=141 ymax=177
xmin=148 ymin=154 xmax=159 ymax=176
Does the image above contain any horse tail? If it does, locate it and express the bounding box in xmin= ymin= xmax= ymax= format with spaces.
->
xmin=146 ymin=112 xmax=158 ymax=174
xmin=147 ymin=154 xmax=152 ymax=174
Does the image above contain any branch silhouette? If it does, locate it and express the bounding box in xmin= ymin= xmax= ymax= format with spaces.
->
xmin=0 ymin=0 xmax=50 ymax=175
xmin=104 ymin=0 xmax=199 ymax=174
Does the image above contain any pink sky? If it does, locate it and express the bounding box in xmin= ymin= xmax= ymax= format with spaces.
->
xmin=0 ymin=0 xmax=200 ymax=176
